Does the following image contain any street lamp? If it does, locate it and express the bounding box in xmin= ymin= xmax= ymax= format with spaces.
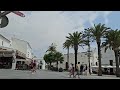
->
xmin=0 ymin=11 xmax=25 ymax=28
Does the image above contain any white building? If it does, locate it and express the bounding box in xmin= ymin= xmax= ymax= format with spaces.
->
xmin=61 ymin=50 xmax=98 ymax=70
xmin=33 ymin=58 xmax=46 ymax=69
xmin=101 ymin=47 xmax=116 ymax=66
xmin=11 ymin=37 xmax=33 ymax=59
xmin=10 ymin=38 xmax=33 ymax=69
xmin=0 ymin=34 xmax=10 ymax=47
xmin=0 ymin=34 xmax=14 ymax=69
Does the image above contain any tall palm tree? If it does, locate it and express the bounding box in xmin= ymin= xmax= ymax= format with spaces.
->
xmin=63 ymin=40 xmax=71 ymax=70
xmin=66 ymin=31 xmax=84 ymax=70
xmin=89 ymin=23 xmax=110 ymax=76
xmin=102 ymin=29 xmax=120 ymax=77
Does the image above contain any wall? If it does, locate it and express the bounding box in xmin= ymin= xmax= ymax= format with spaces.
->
xmin=34 ymin=58 xmax=46 ymax=69
xmin=0 ymin=35 xmax=10 ymax=47
xmin=11 ymin=38 xmax=27 ymax=55
xmin=101 ymin=47 xmax=115 ymax=66
xmin=60 ymin=51 xmax=98 ymax=69
xmin=26 ymin=43 xmax=32 ymax=59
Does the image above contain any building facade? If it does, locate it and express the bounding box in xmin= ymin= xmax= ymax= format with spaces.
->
xmin=33 ymin=58 xmax=46 ymax=70
xmin=0 ymin=34 xmax=14 ymax=69
xmin=10 ymin=38 xmax=33 ymax=69
xmin=101 ymin=47 xmax=116 ymax=66
xmin=0 ymin=34 xmax=10 ymax=47
xmin=60 ymin=50 xmax=98 ymax=70
xmin=11 ymin=38 xmax=33 ymax=59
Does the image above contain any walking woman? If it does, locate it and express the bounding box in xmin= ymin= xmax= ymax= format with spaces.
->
xmin=69 ymin=64 xmax=75 ymax=78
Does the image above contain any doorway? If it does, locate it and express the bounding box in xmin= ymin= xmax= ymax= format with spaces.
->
xmin=0 ymin=57 xmax=12 ymax=69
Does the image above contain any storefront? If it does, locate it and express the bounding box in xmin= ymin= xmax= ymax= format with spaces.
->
xmin=0 ymin=48 xmax=15 ymax=69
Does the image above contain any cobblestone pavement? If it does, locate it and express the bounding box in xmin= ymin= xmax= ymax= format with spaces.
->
xmin=0 ymin=69 xmax=120 ymax=79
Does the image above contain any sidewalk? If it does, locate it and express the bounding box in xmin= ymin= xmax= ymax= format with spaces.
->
xmin=62 ymin=71 xmax=120 ymax=79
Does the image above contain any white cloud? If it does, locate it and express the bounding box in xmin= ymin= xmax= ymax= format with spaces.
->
xmin=0 ymin=11 xmax=112 ymax=57
xmin=103 ymin=11 xmax=112 ymax=25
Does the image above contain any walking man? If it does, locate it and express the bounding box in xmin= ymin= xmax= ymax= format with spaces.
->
xmin=80 ymin=63 xmax=84 ymax=75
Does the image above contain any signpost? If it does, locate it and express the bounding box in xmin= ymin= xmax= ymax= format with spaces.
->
xmin=0 ymin=11 xmax=25 ymax=28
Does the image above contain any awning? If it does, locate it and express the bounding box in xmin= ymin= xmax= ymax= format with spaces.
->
xmin=16 ymin=50 xmax=26 ymax=59
xmin=16 ymin=59 xmax=31 ymax=65
xmin=0 ymin=50 xmax=14 ymax=57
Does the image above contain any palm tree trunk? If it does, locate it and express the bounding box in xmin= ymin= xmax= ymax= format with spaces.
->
xmin=114 ymin=50 xmax=120 ymax=77
xmin=97 ymin=41 xmax=102 ymax=76
xmin=50 ymin=62 xmax=51 ymax=67
xmin=56 ymin=61 xmax=58 ymax=68
xmin=75 ymin=49 xmax=77 ymax=71
xmin=67 ymin=47 xmax=69 ymax=70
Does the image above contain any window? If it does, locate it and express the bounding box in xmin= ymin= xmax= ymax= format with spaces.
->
xmin=96 ymin=62 xmax=97 ymax=66
xmin=2 ymin=41 xmax=3 ymax=46
xmin=40 ymin=61 xmax=42 ymax=64
xmin=109 ymin=60 xmax=113 ymax=66
xmin=28 ymin=52 xmax=29 ymax=57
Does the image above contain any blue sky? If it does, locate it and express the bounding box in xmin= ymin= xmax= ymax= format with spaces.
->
xmin=1 ymin=11 xmax=120 ymax=58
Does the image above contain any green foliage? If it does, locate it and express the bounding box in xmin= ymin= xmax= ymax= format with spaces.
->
xmin=54 ymin=52 xmax=64 ymax=63
xmin=66 ymin=31 xmax=84 ymax=50
xmin=63 ymin=40 xmax=71 ymax=49
xmin=44 ymin=43 xmax=64 ymax=65
xmin=43 ymin=52 xmax=55 ymax=64
xmin=46 ymin=43 xmax=57 ymax=53
xmin=102 ymin=29 xmax=120 ymax=51
xmin=89 ymin=23 xmax=110 ymax=43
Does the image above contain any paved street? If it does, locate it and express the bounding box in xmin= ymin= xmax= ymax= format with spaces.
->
xmin=0 ymin=69 xmax=120 ymax=79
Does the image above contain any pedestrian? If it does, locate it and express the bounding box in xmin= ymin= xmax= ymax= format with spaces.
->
xmin=30 ymin=60 xmax=35 ymax=74
xmin=68 ymin=63 xmax=72 ymax=76
xmin=32 ymin=60 xmax=37 ymax=73
xmin=80 ymin=63 xmax=84 ymax=75
xmin=83 ymin=64 xmax=87 ymax=76
xmin=74 ymin=62 xmax=80 ymax=78
xmin=69 ymin=64 xmax=75 ymax=78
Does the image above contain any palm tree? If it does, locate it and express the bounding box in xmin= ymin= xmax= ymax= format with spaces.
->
xmin=63 ymin=40 xmax=71 ymax=70
xmin=46 ymin=43 xmax=56 ymax=53
xmin=54 ymin=52 xmax=64 ymax=69
xmin=102 ymin=29 xmax=120 ymax=77
xmin=66 ymin=31 xmax=84 ymax=70
xmin=43 ymin=52 xmax=55 ymax=67
xmin=89 ymin=23 xmax=110 ymax=76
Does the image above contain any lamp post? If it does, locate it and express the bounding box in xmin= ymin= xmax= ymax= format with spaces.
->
xmin=0 ymin=11 xmax=25 ymax=28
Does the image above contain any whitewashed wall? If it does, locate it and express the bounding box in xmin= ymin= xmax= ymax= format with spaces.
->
xmin=101 ymin=47 xmax=115 ymax=65
xmin=11 ymin=38 xmax=27 ymax=55
xmin=60 ymin=51 xmax=98 ymax=69
xmin=0 ymin=35 xmax=10 ymax=47
xmin=34 ymin=58 xmax=46 ymax=69
xmin=26 ymin=44 xmax=32 ymax=59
